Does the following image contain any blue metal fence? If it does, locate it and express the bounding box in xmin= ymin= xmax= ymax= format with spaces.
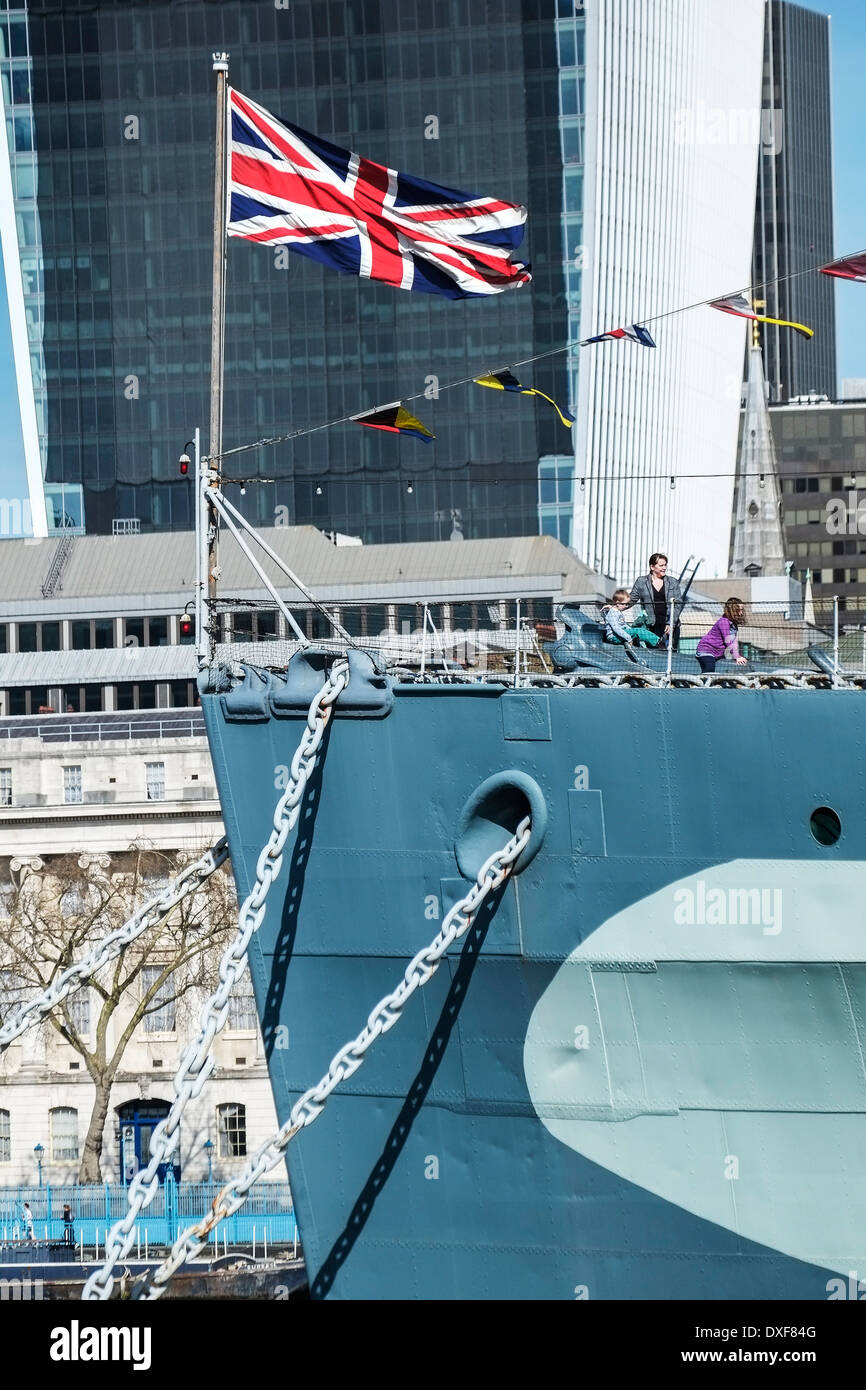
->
xmin=0 ymin=1178 xmax=297 ymax=1250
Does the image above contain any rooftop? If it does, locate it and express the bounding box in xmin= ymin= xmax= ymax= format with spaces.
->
xmin=0 ymin=528 xmax=601 ymax=620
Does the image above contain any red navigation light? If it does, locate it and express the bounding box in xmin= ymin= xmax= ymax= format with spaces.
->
xmin=179 ymin=457 xmax=189 ymax=476
xmin=179 ymin=616 xmax=194 ymax=640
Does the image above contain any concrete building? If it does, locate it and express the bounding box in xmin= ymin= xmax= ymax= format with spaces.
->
xmin=765 ymin=398 xmax=866 ymax=622
xmin=0 ymin=721 xmax=280 ymax=1189
xmin=575 ymin=0 xmax=767 ymax=582
xmin=0 ymin=712 xmax=215 ymax=853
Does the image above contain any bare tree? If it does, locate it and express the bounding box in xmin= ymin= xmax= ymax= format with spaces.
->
xmin=0 ymin=846 xmax=237 ymax=1182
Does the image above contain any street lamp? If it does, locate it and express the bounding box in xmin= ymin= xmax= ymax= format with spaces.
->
xmin=34 ymin=1143 xmax=44 ymax=1188
xmin=179 ymin=437 xmax=196 ymax=530
xmin=204 ymin=1138 xmax=214 ymax=1183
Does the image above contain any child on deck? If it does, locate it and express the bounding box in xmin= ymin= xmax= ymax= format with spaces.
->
xmin=602 ymin=589 xmax=662 ymax=648
xmin=695 ymin=598 xmax=748 ymax=672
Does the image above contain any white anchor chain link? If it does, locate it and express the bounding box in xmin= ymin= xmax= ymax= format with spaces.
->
xmin=136 ymin=813 xmax=532 ymax=1299
xmin=0 ymin=840 xmax=230 ymax=1053
xmin=83 ymin=657 xmax=351 ymax=1302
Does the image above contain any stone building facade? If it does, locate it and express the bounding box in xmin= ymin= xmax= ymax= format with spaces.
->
xmin=0 ymin=718 xmax=282 ymax=1188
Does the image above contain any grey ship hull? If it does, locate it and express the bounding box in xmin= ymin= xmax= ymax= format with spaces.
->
xmin=201 ymin=653 xmax=866 ymax=1299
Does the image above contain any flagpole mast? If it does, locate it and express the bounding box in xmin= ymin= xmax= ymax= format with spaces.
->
xmin=207 ymin=50 xmax=229 ymax=654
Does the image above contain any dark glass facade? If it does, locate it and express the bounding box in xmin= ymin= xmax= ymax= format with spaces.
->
xmin=752 ymin=0 xmax=837 ymax=402
xmin=4 ymin=0 xmax=572 ymax=539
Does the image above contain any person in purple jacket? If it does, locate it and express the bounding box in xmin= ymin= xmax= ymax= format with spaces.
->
xmin=695 ymin=599 xmax=748 ymax=673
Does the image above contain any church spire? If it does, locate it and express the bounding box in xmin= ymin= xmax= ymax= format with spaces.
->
xmin=731 ymin=343 xmax=787 ymax=577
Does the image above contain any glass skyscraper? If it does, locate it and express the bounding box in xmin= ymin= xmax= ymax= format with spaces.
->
xmin=751 ymin=0 xmax=836 ymax=402
xmin=0 ymin=0 xmax=577 ymax=540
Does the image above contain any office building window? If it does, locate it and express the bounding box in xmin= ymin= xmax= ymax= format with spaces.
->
xmin=538 ymin=457 xmax=575 ymax=548
xmin=60 ymin=886 xmax=86 ymax=918
xmin=116 ymin=682 xmax=158 ymax=710
xmin=50 ymin=1106 xmax=79 ymax=1162
xmin=141 ymin=965 xmax=176 ymax=1033
xmin=0 ymin=1110 xmax=9 ymax=1163
xmin=122 ymin=616 xmax=169 ymax=648
xmin=145 ymin=761 xmax=165 ymax=801
xmin=0 ymin=769 xmax=11 ymax=806
xmin=124 ymin=617 xmax=145 ymax=647
xmin=71 ymin=620 xmax=92 ymax=650
xmin=227 ymin=988 xmax=257 ymax=1032
xmin=170 ymin=680 xmax=194 ymax=708
xmin=60 ymin=683 xmax=102 ymax=714
xmin=217 ymin=1103 xmax=247 ymax=1158
xmin=67 ymin=988 xmax=91 ymax=1037
xmin=71 ymin=619 xmax=113 ymax=650
xmin=254 ymin=610 xmax=278 ymax=640
xmin=63 ymin=765 xmax=82 ymax=803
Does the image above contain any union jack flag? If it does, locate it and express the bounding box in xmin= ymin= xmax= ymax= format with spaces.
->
xmin=227 ymin=90 xmax=531 ymax=299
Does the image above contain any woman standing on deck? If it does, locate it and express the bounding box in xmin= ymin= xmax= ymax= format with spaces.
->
xmin=627 ymin=553 xmax=683 ymax=644
xmin=695 ymin=599 xmax=748 ymax=673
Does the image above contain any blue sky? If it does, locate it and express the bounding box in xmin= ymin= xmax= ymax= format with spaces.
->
xmin=0 ymin=2 xmax=863 ymax=503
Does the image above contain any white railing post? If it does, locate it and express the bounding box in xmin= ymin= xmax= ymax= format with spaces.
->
xmin=513 ymin=601 xmax=521 ymax=689
xmin=833 ymin=595 xmax=840 ymax=686
xmin=666 ymin=599 xmax=674 ymax=683
xmin=420 ymin=602 xmax=428 ymax=677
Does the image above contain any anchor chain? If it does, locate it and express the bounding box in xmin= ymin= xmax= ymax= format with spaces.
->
xmin=82 ymin=656 xmax=350 ymax=1301
xmin=135 ymin=813 xmax=531 ymax=1299
xmin=0 ymin=839 xmax=229 ymax=1053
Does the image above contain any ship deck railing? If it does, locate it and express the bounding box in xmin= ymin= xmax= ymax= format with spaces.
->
xmin=206 ymin=594 xmax=862 ymax=683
